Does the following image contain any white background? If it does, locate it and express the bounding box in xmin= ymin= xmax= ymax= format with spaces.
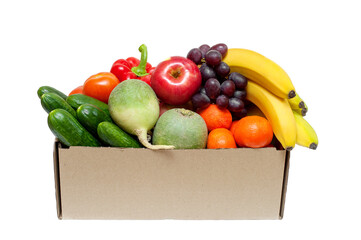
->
xmin=1 ymin=0 xmax=360 ymax=239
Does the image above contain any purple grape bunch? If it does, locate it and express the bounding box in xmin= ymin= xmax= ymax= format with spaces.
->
xmin=187 ymin=43 xmax=248 ymax=119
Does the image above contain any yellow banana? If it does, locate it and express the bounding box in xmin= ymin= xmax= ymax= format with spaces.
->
xmin=223 ymin=48 xmax=296 ymax=99
xmin=303 ymin=100 xmax=308 ymax=112
xmin=293 ymin=111 xmax=318 ymax=150
xmin=293 ymin=107 xmax=307 ymax=116
xmin=246 ymin=81 xmax=296 ymax=150
xmin=301 ymin=96 xmax=308 ymax=114
xmin=288 ymin=93 xmax=304 ymax=109
xmin=288 ymin=92 xmax=308 ymax=116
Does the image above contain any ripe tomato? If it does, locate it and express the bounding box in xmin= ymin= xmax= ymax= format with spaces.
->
xmin=68 ymin=85 xmax=83 ymax=96
xmin=83 ymin=72 xmax=119 ymax=103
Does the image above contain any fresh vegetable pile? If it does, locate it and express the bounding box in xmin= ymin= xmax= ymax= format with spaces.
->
xmin=38 ymin=43 xmax=318 ymax=151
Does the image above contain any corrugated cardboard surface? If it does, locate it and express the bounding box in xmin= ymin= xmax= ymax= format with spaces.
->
xmin=53 ymin=141 xmax=290 ymax=220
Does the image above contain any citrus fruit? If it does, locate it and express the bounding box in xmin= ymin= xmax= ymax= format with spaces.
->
xmin=230 ymin=120 xmax=239 ymax=135
xmin=233 ymin=116 xmax=273 ymax=148
xmin=207 ymin=128 xmax=237 ymax=149
xmin=198 ymin=104 xmax=232 ymax=131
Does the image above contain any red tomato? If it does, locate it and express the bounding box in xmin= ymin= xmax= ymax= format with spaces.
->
xmin=83 ymin=72 xmax=119 ymax=103
xmin=68 ymin=85 xmax=83 ymax=96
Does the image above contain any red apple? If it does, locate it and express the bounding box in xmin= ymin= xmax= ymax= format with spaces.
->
xmin=151 ymin=56 xmax=202 ymax=105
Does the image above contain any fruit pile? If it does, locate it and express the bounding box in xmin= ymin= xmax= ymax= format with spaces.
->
xmin=38 ymin=43 xmax=318 ymax=151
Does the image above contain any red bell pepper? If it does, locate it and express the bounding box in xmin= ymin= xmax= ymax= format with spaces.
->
xmin=110 ymin=44 xmax=155 ymax=86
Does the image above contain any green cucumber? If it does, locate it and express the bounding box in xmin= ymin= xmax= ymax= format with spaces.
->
xmin=41 ymin=93 xmax=77 ymax=118
xmin=48 ymin=109 xmax=100 ymax=147
xmin=37 ymin=86 xmax=68 ymax=100
xmin=77 ymin=104 xmax=113 ymax=136
xmin=66 ymin=94 xmax=110 ymax=115
xmin=97 ymin=122 xmax=141 ymax=148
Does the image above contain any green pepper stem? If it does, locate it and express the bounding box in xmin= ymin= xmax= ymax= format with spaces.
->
xmin=131 ymin=44 xmax=149 ymax=77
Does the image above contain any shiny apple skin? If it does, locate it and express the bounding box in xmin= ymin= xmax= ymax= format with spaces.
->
xmin=151 ymin=56 xmax=202 ymax=105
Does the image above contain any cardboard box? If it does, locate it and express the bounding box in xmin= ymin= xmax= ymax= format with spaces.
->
xmin=53 ymin=140 xmax=290 ymax=220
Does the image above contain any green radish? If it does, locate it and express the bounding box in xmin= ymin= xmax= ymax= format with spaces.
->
xmin=108 ymin=79 xmax=174 ymax=150
xmin=152 ymin=108 xmax=208 ymax=149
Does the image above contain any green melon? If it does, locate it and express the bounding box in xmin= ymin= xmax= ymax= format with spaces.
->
xmin=152 ymin=108 xmax=208 ymax=149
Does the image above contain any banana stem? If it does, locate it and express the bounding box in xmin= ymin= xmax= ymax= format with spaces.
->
xmin=288 ymin=90 xmax=296 ymax=99
xmin=299 ymin=101 xmax=305 ymax=109
xmin=309 ymin=143 xmax=317 ymax=150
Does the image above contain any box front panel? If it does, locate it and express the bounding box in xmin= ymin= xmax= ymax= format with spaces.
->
xmin=58 ymin=146 xmax=286 ymax=219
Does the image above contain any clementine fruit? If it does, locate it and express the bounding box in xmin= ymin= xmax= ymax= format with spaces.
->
xmin=233 ymin=116 xmax=273 ymax=148
xmin=207 ymin=128 xmax=237 ymax=149
xmin=230 ymin=120 xmax=243 ymax=147
xmin=198 ymin=104 xmax=232 ymax=131
xmin=230 ymin=120 xmax=240 ymax=135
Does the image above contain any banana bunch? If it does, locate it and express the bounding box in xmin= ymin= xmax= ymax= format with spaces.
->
xmin=223 ymin=48 xmax=318 ymax=150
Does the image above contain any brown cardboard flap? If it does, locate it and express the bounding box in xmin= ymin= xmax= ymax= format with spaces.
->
xmin=54 ymin=142 xmax=289 ymax=220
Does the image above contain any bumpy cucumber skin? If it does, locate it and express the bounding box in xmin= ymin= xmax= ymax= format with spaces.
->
xmin=37 ymin=86 xmax=68 ymax=100
xmin=97 ymin=122 xmax=141 ymax=148
xmin=76 ymin=104 xmax=112 ymax=136
xmin=48 ymin=109 xmax=100 ymax=147
xmin=41 ymin=93 xmax=77 ymax=118
xmin=66 ymin=94 xmax=110 ymax=115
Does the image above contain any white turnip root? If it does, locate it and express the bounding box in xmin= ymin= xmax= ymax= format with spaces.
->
xmin=108 ymin=79 xmax=174 ymax=150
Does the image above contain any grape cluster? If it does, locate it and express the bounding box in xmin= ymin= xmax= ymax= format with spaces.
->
xmin=187 ymin=43 xmax=248 ymax=119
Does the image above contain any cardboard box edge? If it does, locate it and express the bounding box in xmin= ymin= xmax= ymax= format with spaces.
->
xmin=279 ymin=150 xmax=291 ymax=219
xmin=54 ymin=141 xmax=290 ymax=220
xmin=53 ymin=140 xmax=62 ymax=220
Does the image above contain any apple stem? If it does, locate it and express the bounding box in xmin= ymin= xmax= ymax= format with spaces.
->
xmin=171 ymin=69 xmax=181 ymax=78
xmin=131 ymin=44 xmax=149 ymax=77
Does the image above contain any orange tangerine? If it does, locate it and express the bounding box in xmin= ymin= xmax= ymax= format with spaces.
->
xmin=233 ymin=116 xmax=273 ymax=148
xmin=198 ymin=104 xmax=232 ymax=131
xmin=207 ymin=128 xmax=237 ymax=149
